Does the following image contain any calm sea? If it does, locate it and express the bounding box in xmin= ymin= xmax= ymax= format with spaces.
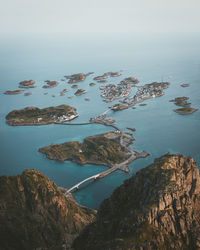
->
xmin=0 ymin=32 xmax=200 ymax=209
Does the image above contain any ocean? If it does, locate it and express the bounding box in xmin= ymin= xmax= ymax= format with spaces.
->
xmin=0 ymin=32 xmax=200 ymax=209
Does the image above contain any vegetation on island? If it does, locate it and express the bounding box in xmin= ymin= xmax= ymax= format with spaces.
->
xmin=174 ymin=107 xmax=198 ymax=115
xmin=170 ymin=96 xmax=198 ymax=115
xmin=6 ymin=104 xmax=78 ymax=126
xmin=39 ymin=132 xmax=131 ymax=166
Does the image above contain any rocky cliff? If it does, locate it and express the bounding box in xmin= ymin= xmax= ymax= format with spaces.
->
xmin=74 ymin=153 xmax=200 ymax=249
xmin=0 ymin=170 xmax=96 ymax=250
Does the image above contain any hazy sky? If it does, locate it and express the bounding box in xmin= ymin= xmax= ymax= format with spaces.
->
xmin=0 ymin=0 xmax=200 ymax=34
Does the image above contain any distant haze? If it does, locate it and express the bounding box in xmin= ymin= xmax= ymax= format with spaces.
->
xmin=0 ymin=0 xmax=200 ymax=34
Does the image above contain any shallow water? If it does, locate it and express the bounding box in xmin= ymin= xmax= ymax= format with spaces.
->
xmin=0 ymin=32 xmax=200 ymax=209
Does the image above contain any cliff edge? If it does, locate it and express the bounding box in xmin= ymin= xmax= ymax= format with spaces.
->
xmin=74 ymin=154 xmax=200 ymax=249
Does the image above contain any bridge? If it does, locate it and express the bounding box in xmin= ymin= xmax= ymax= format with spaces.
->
xmin=66 ymin=173 xmax=101 ymax=194
xmin=65 ymin=149 xmax=149 ymax=195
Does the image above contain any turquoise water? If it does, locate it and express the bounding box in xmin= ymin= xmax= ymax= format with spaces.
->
xmin=0 ymin=33 xmax=200 ymax=209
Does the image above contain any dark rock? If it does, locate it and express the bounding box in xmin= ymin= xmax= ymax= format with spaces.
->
xmin=0 ymin=170 xmax=96 ymax=250
xmin=74 ymin=154 xmax=200 ymax=250
xmin=74 ymin=89 xmax=86 ymax=96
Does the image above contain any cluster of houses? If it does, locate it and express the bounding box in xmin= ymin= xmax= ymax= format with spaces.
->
xmin=58 ymin=114 xmax=78 ymax=122
xmin=101 ymin=82 xmax=132 ymax=103
xmin=133 ymin=83 xmax=165 ymax=104
xmin=36 ymin=113 xmax=78 ymax=123
xmin=90 ymin=115 xmax=115 ymax=125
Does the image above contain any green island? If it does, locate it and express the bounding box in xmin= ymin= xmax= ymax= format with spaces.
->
xmin=39 ymin=131 xmax=132 ymax=166
xmin=169 ymin=96 xmax=190 ymax=107
xmin=6 ymin=104 xmax=78 ymax=126
xmin=170 ymin=96 xmax=198 ymax=114
xmin=174 ymin=107 xmax=198 ymax=115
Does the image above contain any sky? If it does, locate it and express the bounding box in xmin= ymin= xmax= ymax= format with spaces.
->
xmin=0 ymin=0 xmax=200 ymax=34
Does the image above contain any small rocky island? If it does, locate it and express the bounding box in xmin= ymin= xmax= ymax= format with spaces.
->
xmin=174 ymin=107 xmax=198 ymax=115
xmin=19 ymin=80 xmax=36 ymax=88
xmin=110 ymin=103 xmax=129 ymax=111
xmin=6 ymin=104 xmax=78 ymax=126
xmin=65 ymin=72 xmax=93 ymax=84
xmin=170 ymin=96 xmax=198 ymax=115
xmin=108 ymin=71 xmax=122 ymax=77
xmin=93 ymin=73 xmax=108 ymax=81
xmin=74 ymin=89 xmax=86 ymax=96
xmin=181 ymin=83 xmax=190 ymax=87
xmin=43 ymin=80 xmax=59 ymax=88
xmin=4 ymin=90 xmax=24 ymax=95
xmin=60 ymin=88 xmax=68 ymax=96
xmin=39 ymin=131 xmax=133 ymax=166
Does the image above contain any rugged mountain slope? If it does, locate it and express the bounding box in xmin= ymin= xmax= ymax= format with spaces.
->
xmin=74 ymin=153 xmax=200 ymax=249
xmin=0 ymin=170 xmax=96 ymax=250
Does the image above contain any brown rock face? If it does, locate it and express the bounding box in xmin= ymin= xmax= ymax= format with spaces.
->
xmin=74 ymin=154 xmax=200 ymax=249
xmin=0 ymin=170 xmax=96 ymax=250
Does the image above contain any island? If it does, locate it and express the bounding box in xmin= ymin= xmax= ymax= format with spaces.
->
xmin=174 ymin=107 xmax=198 ymax=115
xmin=71 ymin=84 xmax=79 ymax=89
xmin=74 ymin=89 xmax=86 ymax=96
xmin=100 ymin=76 xmax=140 ymax=103
xmin=133 ymin=82 xmax=170 ymax=103
xmin=39 ymin=131 xmax=147 ymax=170
xmin=6 ymin=104 xmax=78 ymax=126
xmin=93 ymin=73 xmax=108 ymax=81
xmin=89 ymin=82 xmax=96 ymax=86
xmin=60 ymin=89 xmax=68 ymax=96
xmin=4 ymin=90 xmax=24 ymax=95
xmin=170 ymin=96 xmax=198 ymax=115
xmin=65 ymin=72 xmax=92 ymax=84
xmin=94 ymin=72 xmax=121 ymax=80
xmin=181 ymin=83 xmax=190 ymax=87
xmin=107 ymin=71 xmax=121 ymax=77
xmin=110 ymin=103 xmax=129 ymax=111
xmin=169 ymin=96 xmax=190 ymax=107
xmin=43 ymin=80 xmax=59 ymax=88
xmin=19 ymin=80 xmax=36 ymax=88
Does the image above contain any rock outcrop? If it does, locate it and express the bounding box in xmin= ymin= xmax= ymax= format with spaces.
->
xmin=74 ymin=154 xmax=200 ymax=249
xmin=0 ymin=170 xmax=96 ymax=250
